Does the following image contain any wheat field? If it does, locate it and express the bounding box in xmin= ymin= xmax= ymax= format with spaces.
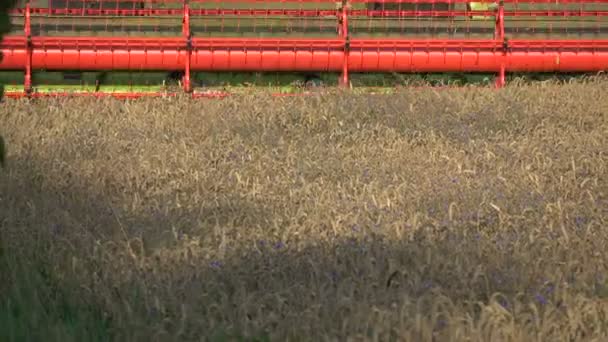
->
xmin=1 ymin=79 xmax=607 ymax=341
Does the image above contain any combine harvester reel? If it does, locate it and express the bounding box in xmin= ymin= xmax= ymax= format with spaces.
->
xmin=1 ymin=0 xmax=608 ymax=98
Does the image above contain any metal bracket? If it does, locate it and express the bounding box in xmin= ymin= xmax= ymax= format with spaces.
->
xmin=182 ymin=0 xmax=192 ymax=93
xmin=186 ymin=35 xmax=193 ymax=51
xmin=502 ymin=37 xmax=510 ymax=53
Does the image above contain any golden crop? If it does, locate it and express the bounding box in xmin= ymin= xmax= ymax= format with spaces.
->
xmin=1 ymin=79 xmax=607 ymax=341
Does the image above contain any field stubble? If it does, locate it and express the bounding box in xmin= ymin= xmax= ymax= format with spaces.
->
xmin=0 ymin=79 xmax=607 ymax=341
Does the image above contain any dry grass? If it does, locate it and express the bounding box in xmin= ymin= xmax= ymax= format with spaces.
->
xmin=1 ymin=79 xmax=608 ymax=341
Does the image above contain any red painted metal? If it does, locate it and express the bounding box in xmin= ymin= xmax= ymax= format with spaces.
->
xmin=23 ymin=2 xmax=32 ymax=94
xmin=12 ymin=7 xmax=608 ymax=18
xmin=3 ymin=0 xmax=608 ymax=97
xmin=350 ymin=0 xmax=608 ymax=3
xmin=183 ymin=0 xmax=191 ymax=93
xmin=4 ymin=37 xmax=608 ymax=72
xmin=4 ymin=90 xmax=178 ymax=99
xmin=495 ymin=0 xmax=505 ymax=87
xmin=340 ymin=0 xmax=350 ymax=86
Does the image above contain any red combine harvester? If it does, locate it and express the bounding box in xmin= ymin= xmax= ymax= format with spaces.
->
xmin=1 ymin=0 xmax=608 ymax=98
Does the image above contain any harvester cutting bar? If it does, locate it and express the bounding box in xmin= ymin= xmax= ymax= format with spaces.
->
xmin=3 ymin=0 xmax=608 ymax=98
xmin=3 ymin=36 xmax=607 ymax=71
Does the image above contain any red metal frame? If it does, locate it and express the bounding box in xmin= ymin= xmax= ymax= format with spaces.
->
xmin=3 ymin=0 xmax=608 ymax=98
xmin=3 ymin=90 xmax=232 ymax=99
xmin=23 ymin=1 xmax=32 ymax=95
xmin=183 ymin=0 xmax=191 ymax=92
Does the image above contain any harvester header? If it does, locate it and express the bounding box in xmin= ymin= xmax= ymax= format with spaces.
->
xmin=2 ymin=0 xmax=608 ymax=97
